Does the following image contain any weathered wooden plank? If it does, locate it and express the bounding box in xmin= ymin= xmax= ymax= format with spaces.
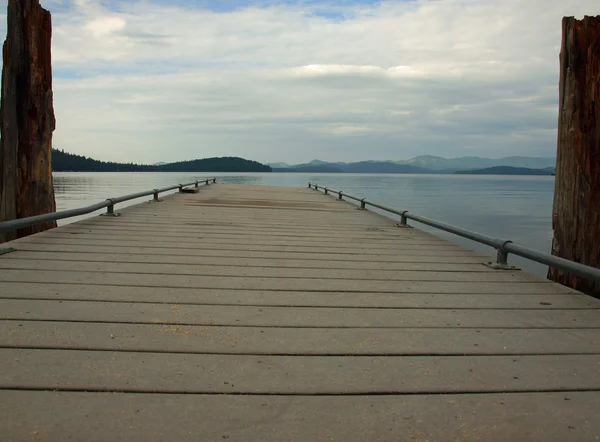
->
xmin=9 ymin=237 xmax=480 ymax=255
xmin=152 ymin=203 xmax=360 ymax=213
xmin=7 ymin=242 xmax=487 ymax=260
xmin=111 ymin=205 xmax=391 ymax=221
xmin=0 ymin=282 xmax=592 ymax=307
xmin=1 ymin=259 xmax=521 ymax=280
xmin=0 ymin=265 xmax=549 ymax=286
xmin=62 ymin=220 xmax=438 ymax=238
xmin=56 ymin=227 xmax=452 ymax=246
xmin=2 ymin=390 xmax=599 ymax=442
xmin=115 ymin=215 xmax=393 ymax=228
xmin=2 ymin=251 xmax=490 ymax=270
xmin=120 ymin=209 xmax=387 ymax=220
xmin=11 ymin=232 xmax=464 ymax=250
xmin=2 ymin=321 xmax=600 ymax=355
xmin=1 ymin=299 xmax=598 ymax=328
xmin=74 ymin=215 xmax=405 ymax=231
xmin=0 ymin=269 xmax=574 ymax=293
xmin=2 ymin=349 xmax=600 ymax=393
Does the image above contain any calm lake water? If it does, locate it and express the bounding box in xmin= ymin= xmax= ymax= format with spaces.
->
xmin=53 ymin=172 xmax=555 ymax=278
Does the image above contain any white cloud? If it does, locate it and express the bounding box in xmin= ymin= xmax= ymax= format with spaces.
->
xmin=1 ymin=0 xmax=599 ymax=163
xmin=84 ymin=16 xmax=126 ymax=37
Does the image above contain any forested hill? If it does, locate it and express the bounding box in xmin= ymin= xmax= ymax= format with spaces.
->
xmin=52 ymin=149 xmax=271 ymax=172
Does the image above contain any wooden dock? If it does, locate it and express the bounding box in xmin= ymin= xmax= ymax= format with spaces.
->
xmin=1 ymin=184 xmax=599 ymax=441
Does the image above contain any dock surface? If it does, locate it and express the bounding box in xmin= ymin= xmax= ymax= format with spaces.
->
xmin=1 ymin=184 xmax=600 ymax=441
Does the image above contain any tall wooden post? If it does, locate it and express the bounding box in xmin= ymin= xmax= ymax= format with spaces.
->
xmin=0 ymin=0 xmax=56 ymax=243
xmin=548 ymin=16 xmax=600 ymax=296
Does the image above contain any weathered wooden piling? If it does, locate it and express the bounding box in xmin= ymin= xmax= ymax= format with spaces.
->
xmin=548 ymin=16 xmax=600 ymax=296
xmin=0 ymin=0 xmax=56 ymax=243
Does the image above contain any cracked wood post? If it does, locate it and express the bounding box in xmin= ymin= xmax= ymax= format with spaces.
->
xmin=0 ymin=0 xmax=57 ymax=243
xmin=548 ymin=16 xmax=600 ymax=296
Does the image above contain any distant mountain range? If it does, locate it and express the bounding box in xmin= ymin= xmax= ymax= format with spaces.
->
xmin=52 ymin=150 xmax=556 ymax=175
xmin=269 ymin=155 xmax=557 ymax=174
xmin=455 ymin=166 xmax=555 ymax=176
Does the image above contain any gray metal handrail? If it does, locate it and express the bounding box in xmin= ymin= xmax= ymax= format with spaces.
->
xmin=0 ymin=177 xmax=217 ymax=234
xmin=308 ymin=182 xmax=600 ymax=283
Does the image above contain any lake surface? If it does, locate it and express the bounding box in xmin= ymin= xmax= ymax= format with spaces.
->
xmin=53 ymin=172 xmax=555 ymax=278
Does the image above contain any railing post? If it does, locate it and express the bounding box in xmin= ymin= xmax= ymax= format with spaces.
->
xmin=195 ymin=181 xmax=198 ymax=188
xmin=178 ymin=184 xmax=183 ymax=193
xmin=206 ymin=179 xmax=209 ymax=185
xmin=106 ymin=199 xmax=115 ymax=215
xmin=338 ymin=191 xmax=343 ymax=201
xmin=213 ymin=178 xmax=216 ymax=183
xmin=153 ymin=189 xmax=160 ymax=202
xmin=308 ymin=182 xmax=312 ymax=189
xmin=497 ymin=249 xmax=509 ymax=266
xmin=486 ymin=241 xmax=517 ymax=270
xmin=101 ymin=198 xmax=120 ymax=217
xmin=314 ymin=185 xmax=319 ymax=191
xmin=324 ymin=188 xmax=328 ymax=195
xmin=360 ymin=199 xmax=366 ymax=210
xmin=400 ymin=211 xmax=409 ymax=227
xmin=497 ymin=241 xmax=514 ymax=268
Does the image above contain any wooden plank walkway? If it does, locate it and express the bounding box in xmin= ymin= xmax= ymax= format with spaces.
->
xmin=1 ymin=183 xmax=600 ymax=441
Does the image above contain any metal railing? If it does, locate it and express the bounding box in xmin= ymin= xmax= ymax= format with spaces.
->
xmin=0 ymin=177 xmax=217 ymax=235
xmin=308 ymin=182 xmax=600 ymax=283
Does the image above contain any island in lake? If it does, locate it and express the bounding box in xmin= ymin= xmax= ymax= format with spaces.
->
xmin=53 ymin=149 xmax=272 ymax=172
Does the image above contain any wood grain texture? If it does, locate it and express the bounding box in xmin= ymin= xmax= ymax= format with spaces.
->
xmin=0 ymin=0 xmax=57 ymax=243
xmin=549 ymin=16 xmax=600 ymax=296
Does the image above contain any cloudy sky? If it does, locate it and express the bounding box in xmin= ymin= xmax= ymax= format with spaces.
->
xmin=0 ymin=0 xmax=598 ymax=164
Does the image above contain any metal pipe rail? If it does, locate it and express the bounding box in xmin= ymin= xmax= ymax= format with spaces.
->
xmin=0 ymin=177 xmax=217 ymax=234
xmin=308 ymin=182 xmax=600 ymax=284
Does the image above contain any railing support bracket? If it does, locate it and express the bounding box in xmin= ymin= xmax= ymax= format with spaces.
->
xmin=485 ymin=242 xmax=519 ymax=270
xmin=101 ymin=199 xmax=121 ymax=217
xmin=485 ymin=261 xmax=519 ymax=271
xmin=396 ymin=211 xmax=411 ymax=228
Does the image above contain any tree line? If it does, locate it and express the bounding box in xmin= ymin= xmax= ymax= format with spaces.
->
xmin=52 ymin=149 xmax=272 ymax=172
